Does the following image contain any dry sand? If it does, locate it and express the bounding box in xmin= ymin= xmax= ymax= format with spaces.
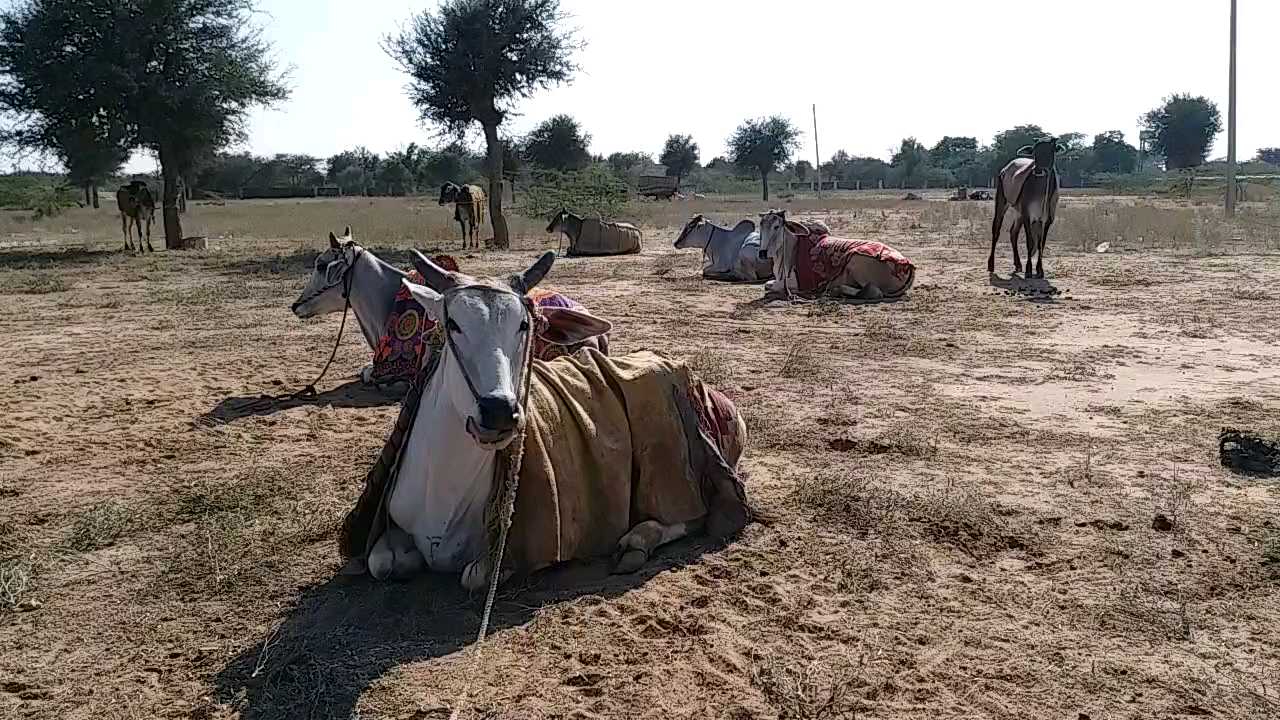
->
xmin=1 ymin=198 xmax=1278 ymax=719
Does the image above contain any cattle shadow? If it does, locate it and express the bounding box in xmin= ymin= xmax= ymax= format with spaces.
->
xmin=213 ymin=535 xmax=727 ymax=720
xmin=216 ymin=245 xmax=452 ymax=279
xmin=200 ymin=379 xmax=406 ymax=425
xmin=988 ymin=272 xmax=1063 ymax=303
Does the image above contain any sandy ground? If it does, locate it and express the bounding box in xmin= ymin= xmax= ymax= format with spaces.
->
xmin=1 ymin=198 xmax=1279 ymax=719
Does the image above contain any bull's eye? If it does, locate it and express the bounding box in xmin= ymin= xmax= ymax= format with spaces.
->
xmin=446 ymin=318 xmax=462 ymax=334
xmin=518 ymin=319 xmax=530 ymax=332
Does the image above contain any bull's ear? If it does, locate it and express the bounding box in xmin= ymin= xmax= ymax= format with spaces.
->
xmin=511 ymin=251 xmax=556 ymax=293
xmin=1016 ymin=145 xmax=1034 ymax=157
xmin=537 ymin=307 xmax=612 ymax=346
xmin=401 ymin=279 xmax=444 ymax=321
xmin=342 ymin=225 xmax=352 ymax=239
xmin=328 ymin=232 xmax=340 ymax=249
xmin=411 ymin=249 xmax=459 ymax=292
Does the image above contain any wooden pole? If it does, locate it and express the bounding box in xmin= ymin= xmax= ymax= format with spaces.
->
xmin=1226 ymin=0 xmax=1238 ymax=216
xmin=812 ymin=104 xmax=822 ymax=199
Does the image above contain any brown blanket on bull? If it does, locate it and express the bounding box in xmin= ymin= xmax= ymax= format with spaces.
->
xmin=339 ymin=350 xmax=751 ymax=580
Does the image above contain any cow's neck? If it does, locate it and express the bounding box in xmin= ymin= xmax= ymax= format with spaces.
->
xmin=563 ymin=214 xmax=583 ymax=241
xmin=346 ymin=251 xmax=408 ymax=349
xmin=389 ymin=349 xmax=497 ymax=572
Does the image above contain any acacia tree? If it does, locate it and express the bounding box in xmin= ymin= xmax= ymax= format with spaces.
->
xmin=0 ymin=1 xmax=131 ymax=207
xmin=727 ymin=116 xmax=800 ymax=201
xmin=386 ymin=0 xmax=579 ymax=248
xmin=524 ymin=114 xmax=590 ymax=171
xmin=659 ymin=133 xmax=699 ymax=187
xmin=0 ymin=0 xmax=287 ymax=247
xmin=1142 ymin=94 xmax=1222 ymax=170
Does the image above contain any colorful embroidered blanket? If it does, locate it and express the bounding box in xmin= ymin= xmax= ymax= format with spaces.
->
xmin=370 ymin=258 xmax=604 ymax=383
xmin=791 ymin=228 xmax=915 ymax=295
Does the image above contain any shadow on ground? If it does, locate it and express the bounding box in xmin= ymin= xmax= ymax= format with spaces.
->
xmin=0 ymin=247 xmax=117 ymax=268
xmin=200 ymin=379 xmax=405 ymax=424
xmin=988 ymin=272 xmax=1063 ymax=303
xmin=214 ymin=536 xmax=727 ymax=719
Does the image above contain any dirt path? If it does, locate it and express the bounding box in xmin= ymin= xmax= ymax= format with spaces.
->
xmin=2 ymin=215 xmax=1278 ymax=719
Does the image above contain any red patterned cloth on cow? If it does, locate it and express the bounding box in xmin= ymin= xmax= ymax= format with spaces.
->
xmin=791 ymin=227 xmax=914 ymax=295
xmin=371 ymin=260 xmax=597 ymax=383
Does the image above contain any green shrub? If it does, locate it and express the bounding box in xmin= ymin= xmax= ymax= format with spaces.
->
xmin=520 ymin=164 xmax=629 ymax=221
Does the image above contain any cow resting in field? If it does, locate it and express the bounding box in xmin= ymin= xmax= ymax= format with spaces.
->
xmin=758 ymin=210 xmax=915 ymax=302
xmin=337 ymin=251 xmax=754 ymax=588
xmin=547 ymin=208 xmax=642 ymax=256
xmin=988 ymin=137 xmax=1063 ymax=278
xmin=673 ymin=214 xmax=773 ymax=282
xmin=438 ymin=182 xmax=487 ymax=249
xmin=290 ymin=227 xmax=610 ymax=385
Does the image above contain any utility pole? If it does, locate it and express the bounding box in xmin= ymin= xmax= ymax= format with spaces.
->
xmin=812 ymin=104 xmax=822 ymax=199
xmin=1226 ymin=0 xmax=1238 ymax=216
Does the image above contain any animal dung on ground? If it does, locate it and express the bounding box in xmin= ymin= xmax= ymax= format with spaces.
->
xmin=1152 ymin=513 xmax=1174 ymax=532
xmin=1219 ymin=428 xmax=1280 ymax=477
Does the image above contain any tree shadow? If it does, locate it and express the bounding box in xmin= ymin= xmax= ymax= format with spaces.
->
xmin=988 ymin=272 xmax=1063 ymax=304
xmin=215 ymin=246 xmax=447 ymax=279
xmin=199 ymin=379 xmax=406 ymax=425
xmin=0 ymin=247 xmax=117 ymax=269
xmin=214 ymin=535 xmax=727 ymax=720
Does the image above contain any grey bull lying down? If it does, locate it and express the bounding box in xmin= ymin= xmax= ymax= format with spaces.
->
xmin=339 ymin=251 xmax=755 ymax=588
xmin=673 ymin=214 xmax=773 ymax=282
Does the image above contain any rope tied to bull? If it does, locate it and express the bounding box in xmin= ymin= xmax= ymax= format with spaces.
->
xmin=446 ymin=289 xmax=537 ymax=720
xmin=231 ymin=247 xmax=365 ymax=412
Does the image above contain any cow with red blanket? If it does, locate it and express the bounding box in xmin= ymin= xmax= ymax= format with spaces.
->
xmin=757 ymin=211 xmax=915 ymax=302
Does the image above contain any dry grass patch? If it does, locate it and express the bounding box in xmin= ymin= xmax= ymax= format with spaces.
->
xmin=682 ymin=348 xmax=734 ymax=388
xmin=0 ymin=555 xmax=35 ymax=611
xmin=790 ymin=470 xmax=1041 ymax=560
xmin=65 ymin=500 xmax=132 ymax=552
xmin=0 ymin=269 xmax=71 ymax=294
xmin=779 ymin=343 xmax=827 ymax=380
xmin=827 ymin=420 xmax=940 ymax=459
xmin=750 ymin=650 xmax=875 ymax=720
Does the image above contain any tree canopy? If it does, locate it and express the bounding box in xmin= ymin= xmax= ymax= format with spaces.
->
xmin=727 ymin=116 xmax=800 ymax=201
xmin=524 ymin=114 xmax=591 ymax=171
xmin=1142 ymin=94 xmax=1222 ymax=170
xmin=1257 ymin=148 xmax=1280 ymax=166
xmin=0 ymin=0 xmax=288 ymax=245
xmin=386 ymin=0 xmax=579 ymax=247
xmin=659 ymin=134 xmax=699 ymax=184
xmin=1090 ymin=131 xmax=1138 ymax=174
xmin=606 ymin=151 xmax=651 ymax=177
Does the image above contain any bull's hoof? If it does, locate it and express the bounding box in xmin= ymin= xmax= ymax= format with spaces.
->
xmin=461 ymin=558 xmax=489 ymax=591
xmin=613 ymin=549 xmax=648 ymax=575
xmin=339 ymin=556 xmax=368 ymax=576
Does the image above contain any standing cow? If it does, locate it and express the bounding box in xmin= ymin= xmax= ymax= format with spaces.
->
xmin=988 ymin=138 xmax=1063 ymax=278
xmin=438 ymin=182 xmax=487 ymax=249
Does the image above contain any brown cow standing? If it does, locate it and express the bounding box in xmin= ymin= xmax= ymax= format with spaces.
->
xmin=116 ymin=181 xmax=155 ymax=253
xmin=438 ymin=182 xmax=487 ymax=249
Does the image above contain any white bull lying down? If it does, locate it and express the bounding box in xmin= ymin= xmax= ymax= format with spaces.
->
xmin=339 ymin=251 xmax=755 ymax=588
xmin=290 ymin=227 xmax=610 ymax=385
xmin=673 ymin=214 xmax=774 ymax=282
xmin=759 ymin=210 xmax=916 ymax=302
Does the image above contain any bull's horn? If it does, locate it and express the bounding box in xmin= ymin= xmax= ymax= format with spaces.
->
xmin=328 ymin=232 xmax=340 ymax=249
xmin=411 ymin=249 xmax=459 ymax=292
xmin=512 ymin=251 xmax=556 ymax=294
xmin=1016 ymin=145 xmax=1034 ymax=157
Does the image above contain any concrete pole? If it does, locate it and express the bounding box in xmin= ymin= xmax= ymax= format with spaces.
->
xmin=813 ymin=104 xmax=822 ymax=199
xmin=1226 ymin=0 xmax=1238 ymax=216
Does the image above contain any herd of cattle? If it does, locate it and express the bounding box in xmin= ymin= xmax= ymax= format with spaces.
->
xmin=280 ymin=138 xmax=1068 ymax=591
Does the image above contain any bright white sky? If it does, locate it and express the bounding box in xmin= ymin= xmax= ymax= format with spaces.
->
xmin=122 ymin=0 xmax=1273 ymax=173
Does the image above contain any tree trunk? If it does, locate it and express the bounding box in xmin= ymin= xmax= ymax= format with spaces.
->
xmin=92 ymin=184 xmax=99 ymax=209
xmin=483 ymin=122 xmax=510 ymax=249
xmin=84 ymin=184 xmax=91 ymax=207
xmin=158 ymin=146 xmax=183 ymax=249
xmin=761 ymin=170 xmax=770 ymax=202
xmin=178 ymin=176 xmax=187 ymax=214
